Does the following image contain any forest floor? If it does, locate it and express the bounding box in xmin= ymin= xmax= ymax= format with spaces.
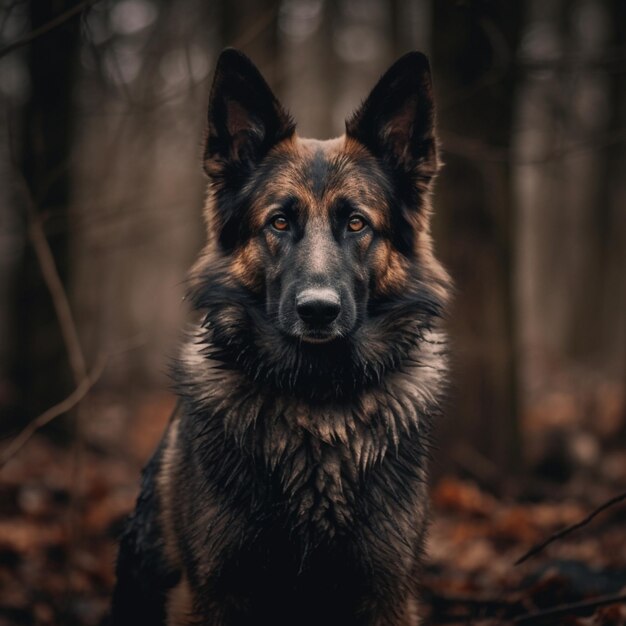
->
xmin=0 ymin=392 xmax=625 ymax=626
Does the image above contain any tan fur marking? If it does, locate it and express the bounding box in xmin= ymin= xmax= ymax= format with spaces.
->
xmin=230 ymin=241 xmax=263 ymax=291
xmin=159 ymin=420 xmax=201 ymax=624
xmin=415 ymin=231 xmax=452 ymax=306
xmin=247 ymin=134 xmax=391 ymax=232
xmin=166 ymin=576 xmax=194 ymax=626
xmin=157 ymin=418 xmax=183 ymax=569
xmin=402 ymin=595 xmax=421 ymax=626
xmin=373 ymin=241 xmax=410 ymax=295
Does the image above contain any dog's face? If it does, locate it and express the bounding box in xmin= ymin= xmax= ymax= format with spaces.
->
xmin=251 ymin=143 xmax=375 ymax=344
xmin=234 ymin=136 xmax=412 ymax=345
xmin=201 ymin=49 xmax=440 ymax=349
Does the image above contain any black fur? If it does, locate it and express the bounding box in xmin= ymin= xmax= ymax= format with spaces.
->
xmin=110 ymin=439 xmax=180 ymax=624
xmin=111 ymin=49 xmax=450 ymax=626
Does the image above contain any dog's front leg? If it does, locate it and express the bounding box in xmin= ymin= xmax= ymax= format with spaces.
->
xmin=110 ymin=450 xmax=180 ymax=626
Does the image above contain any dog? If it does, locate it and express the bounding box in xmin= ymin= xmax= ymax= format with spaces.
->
xmin=110 ymin=48 xmax=450 ymax=626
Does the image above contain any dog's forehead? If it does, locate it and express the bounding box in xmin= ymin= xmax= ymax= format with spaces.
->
xmin=249 ymin=135 xmax=390 ymax=226
xmin=288 ymin=136 xmax=375 ymax=190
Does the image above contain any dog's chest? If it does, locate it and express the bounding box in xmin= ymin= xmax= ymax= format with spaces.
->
xmin=211 ymin=363 xmax=436 ymax=535
xmin=249 ymin=402 xmax=392 ymax=534
xmin=284 ymin=438 xmax=353 ymax=532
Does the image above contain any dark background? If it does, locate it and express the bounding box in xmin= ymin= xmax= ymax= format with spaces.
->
xmin=0 ymin=1 xmax=625 ymax=624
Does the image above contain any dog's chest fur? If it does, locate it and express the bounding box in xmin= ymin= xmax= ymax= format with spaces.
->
xmin=173 ymin=327 xmax=446 ymax=539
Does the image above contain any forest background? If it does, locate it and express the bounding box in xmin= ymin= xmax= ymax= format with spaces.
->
xmin=0 ymin=1 xmax=625 ymax=624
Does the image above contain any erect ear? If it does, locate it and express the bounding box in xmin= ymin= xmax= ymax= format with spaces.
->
xmin=345 ymin=52 xmax=438 ymax=185
xmin=204 ymin=49 xmax=295 ymax=183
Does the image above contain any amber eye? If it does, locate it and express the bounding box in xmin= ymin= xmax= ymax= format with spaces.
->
xmin=347 ymin=215 xmax=366 ymax=232
xmin=271 ymin=215 xmax=289 ymax=231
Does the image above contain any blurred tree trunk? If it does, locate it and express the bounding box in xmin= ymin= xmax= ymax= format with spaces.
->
xmin=12 ymin=0 xmax=81 ymax=422
xmin=608 ymin=0 xmax=626 ymax=440
xmin=282 ymin=0 xmax=337 ymax=139
xmin=558 ymin=0 xmax=625 ymax=442
xmin=604 ymin=0 xmax=625 ymax=389
xmin=431 ymin=0 xmax=524 ymax=480
xmin=390 ymin=0 xmax=432 ymax=57
xmin=69 ymin=1 xmax=210 ymax=391
xmin=0 ymin=96 xmax=21 ymax=423
xmin=513 ymin=0 xmax=625 ymax=458
xmin=561 ymin=0 xmax=616 ymax=367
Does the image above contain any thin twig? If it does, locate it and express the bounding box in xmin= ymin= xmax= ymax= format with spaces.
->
xmin=9 ymin=156 xmax=87 ymax=381
xmin=515 ymin=490 xmax=626 ymax=566
xmin=514 ymin=593 xmax=626 ymax=624
xmin=20 ymin=180 xmax=88 ymax=383
xmin=0 ymin=0 xmax=100 ymax=60
xmin=0 ymin=356 xmax=106 ymax=470
xmin=425 ymin=589 xmax=514 ymax=610
xmin=13 ymin=169 xmax=91 ymax=602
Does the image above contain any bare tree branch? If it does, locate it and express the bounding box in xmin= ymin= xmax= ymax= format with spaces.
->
xmin=514 ymin=593 xmax=626 ymax=624
xmin=17 ymin=175 xmax=88 ymax=383
xmin=0 ymin=356 xmax=106 ymax=470
xmin=515 ymin=490 xmax=626 ymax=566
xmin=0 ymin=0 xmax=99 ymax=60
xmin=6 ymin=163 xmax=148 ymax=468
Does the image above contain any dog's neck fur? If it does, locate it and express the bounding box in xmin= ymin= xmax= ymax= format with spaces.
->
xmin=175 ymin=323 xmax=446 ymax=538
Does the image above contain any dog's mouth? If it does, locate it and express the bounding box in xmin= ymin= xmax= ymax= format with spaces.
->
xmin=299 ymin=329 xmax=339 ymax=344
xmin=282 ymin=322 xmax=345 ymax=345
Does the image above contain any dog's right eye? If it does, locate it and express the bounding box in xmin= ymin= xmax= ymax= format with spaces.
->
xmin=271 ymin=215 xmax=290 ymax=231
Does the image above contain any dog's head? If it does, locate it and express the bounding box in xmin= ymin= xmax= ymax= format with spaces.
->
xmin=192 ymin=49 xmax=448 ymax=394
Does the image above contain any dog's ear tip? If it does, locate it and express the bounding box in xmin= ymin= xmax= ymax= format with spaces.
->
xmin=391 ymin=51 xmax=432 ymax=78
xmin=219 ymin=47 xmax=244 ymax=55
xmin=398 ymin=50 xmax=429 ymax=64
xmin=214 ymin=48 xmax=256 ymax=74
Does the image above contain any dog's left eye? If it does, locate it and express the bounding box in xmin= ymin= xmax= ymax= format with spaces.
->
xmin=347 ymin=215 xmax=367 ymax=232
xmin=271 ymin=215 xmax=290 ymax=231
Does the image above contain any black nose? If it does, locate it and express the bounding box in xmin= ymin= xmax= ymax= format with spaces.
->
xmin=296 ymin=288 xmax=341 ymax=326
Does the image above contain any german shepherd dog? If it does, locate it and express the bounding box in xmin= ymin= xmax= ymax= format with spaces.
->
xmin=111 ymin=48 xmax=450 ymax=626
